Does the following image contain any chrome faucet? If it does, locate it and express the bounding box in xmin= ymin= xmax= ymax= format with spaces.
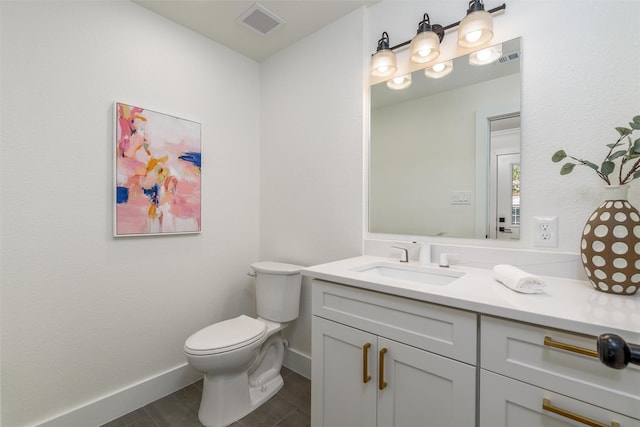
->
xmin=391 ymin=246 xmax=409 ymax=263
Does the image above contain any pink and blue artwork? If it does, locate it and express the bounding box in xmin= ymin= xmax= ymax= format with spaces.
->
xmin=114 ymin=102 xmax=201 ymax=236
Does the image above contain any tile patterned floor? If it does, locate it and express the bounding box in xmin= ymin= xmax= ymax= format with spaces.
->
xmin=101 ymin=368 xmax=310 ymax=427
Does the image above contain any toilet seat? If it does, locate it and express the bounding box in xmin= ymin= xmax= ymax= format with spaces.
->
xmin=184 ymin=315 xmax=266 ymax=356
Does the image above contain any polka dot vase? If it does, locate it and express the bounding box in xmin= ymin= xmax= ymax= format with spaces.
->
xmin=581 ymin=185 xmax=640 ymax=295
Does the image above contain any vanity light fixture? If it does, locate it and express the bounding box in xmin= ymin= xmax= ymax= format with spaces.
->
xmin=409 ymin=14 xmax=443 ymax=64
xmin=370 ymin=2 xmax=505 ymax=77
xmin=458 ymin=0 xmax=495 ymax=48
xmin=424 ymin=60 xmax=453 ymax=79
xmin=371 ymin=32 xmax=397 ymax=77
xmin=386 ymin=74 xmax=412 ymax=90
xmin=469 ymin=43 xmax=502 ymax=65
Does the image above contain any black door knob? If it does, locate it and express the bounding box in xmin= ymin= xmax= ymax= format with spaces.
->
xmin=597 ymin=333 xmax=640 ymax=369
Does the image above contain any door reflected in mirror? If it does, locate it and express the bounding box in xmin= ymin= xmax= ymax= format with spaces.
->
xmin=489 ymin=115 xmax=520 ymax=239
xmin=369 ymin=38 xmax=521 ymax=240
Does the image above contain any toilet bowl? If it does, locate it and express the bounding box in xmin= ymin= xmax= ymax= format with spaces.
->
xmin=184 ymin=262 xmax=303 ymax=427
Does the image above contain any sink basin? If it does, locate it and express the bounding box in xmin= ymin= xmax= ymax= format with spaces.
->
xmin=352 ymin=262 xmax=464 ymax=286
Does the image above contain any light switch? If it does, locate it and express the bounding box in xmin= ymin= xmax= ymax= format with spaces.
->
xmin=451 ymin=191 xmax=471 ymax=205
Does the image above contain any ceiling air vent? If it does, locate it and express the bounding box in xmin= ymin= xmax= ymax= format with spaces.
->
xmin=237 ymin=3 xmax=286 ymax=36
xmin=498 ymin=51 xmax=521 ymax=64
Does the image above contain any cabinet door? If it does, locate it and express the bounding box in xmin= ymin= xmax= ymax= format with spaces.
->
xmin=312 ymin=316 xmax=377 ymax=427
xmin=377 ymin=337 xmax=476 ymax=427
xmin=480 ymin=370 xmax=640 ymax=427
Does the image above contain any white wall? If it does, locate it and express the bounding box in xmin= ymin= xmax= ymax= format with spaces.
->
xmin=367 ymin=0 xmax=640 ymax=250
xmin=259 ymin=9 xmax=366 ymax=365
xmin=1 ymin=1 xmax=260 ymax=425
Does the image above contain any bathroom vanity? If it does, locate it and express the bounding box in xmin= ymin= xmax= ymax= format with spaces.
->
xmin=302 ymin=256 xmax=640 ymax=427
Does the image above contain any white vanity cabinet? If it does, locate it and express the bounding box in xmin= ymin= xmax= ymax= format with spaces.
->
xmin=311 ymin=280 xmax=477 ymax=427
xmin=303 ymin=255 xmax=640 ymax=427
xmin=480 ymin=315 xmax=640 ymax=427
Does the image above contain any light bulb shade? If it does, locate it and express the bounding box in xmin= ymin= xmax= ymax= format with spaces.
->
xmin=371 ymin=49 xmax=397 ymax=77
xmin=469 ymin=44 xmax=502 ymax=65
xmin=409 ymin=31 xmax=441 ymax=64
xmin=424 ymin=60 xmax=453 ymax=79
xmin=386 ymin=74 xmax=412 ymax=90
xmin=458 ymin=10 xmax=493 ymax=48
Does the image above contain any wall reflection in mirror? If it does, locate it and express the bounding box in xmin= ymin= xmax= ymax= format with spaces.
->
xmin=369 ymin=38 xmax=521 ymax=240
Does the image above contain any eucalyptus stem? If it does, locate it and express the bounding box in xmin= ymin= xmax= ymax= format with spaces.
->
xmin=621 ymin=157 xmax=640 ymax=184
xmin=567 ymin=155 xmax=611 ymax=184
xmin=606 ymin=134 xmax=626 ymax=159
xmin=619 ymin=153 xmax=627 ymax=185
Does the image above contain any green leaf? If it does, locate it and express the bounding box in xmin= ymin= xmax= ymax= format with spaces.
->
xmin=560 ymin=163 xmax=576 ymax=175
xmin=632 ymin=115 xmax=640 ymax=124
xmin=634 ymin=170 xmax=640 ymax=179
xmin=630 ymin=122 xmax=640 ymax=130
xmin=600 ymin=161 xmax=615 ymax=176
xmin=632 ymin=138 xmax=640 ymax=154
xmin=551 ymin=150 xmax=567 ymax=162
xmin=584 ymin=161 xmax=599 ymax=170
xmin=616 ymin=127 xmax=633 ymax=136
xmin=608 ymin=150 xmax=627 ymax=160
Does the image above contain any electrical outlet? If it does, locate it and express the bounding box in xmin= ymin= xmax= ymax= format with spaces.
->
xmin=533 ymin=216 xmax=558 ymax=247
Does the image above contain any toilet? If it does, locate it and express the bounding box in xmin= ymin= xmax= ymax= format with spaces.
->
xmin=184 ymin=261 xmax=303 ymax=427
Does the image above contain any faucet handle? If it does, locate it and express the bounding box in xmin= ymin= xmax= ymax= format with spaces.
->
xmin=439 ymin=253 xmax=457 ymax=268
xmin=391 ymin=246 xmax=409 ymax=263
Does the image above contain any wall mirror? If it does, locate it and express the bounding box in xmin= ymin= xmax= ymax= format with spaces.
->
xmin=369 ymin=37 xmax=521 ymax=240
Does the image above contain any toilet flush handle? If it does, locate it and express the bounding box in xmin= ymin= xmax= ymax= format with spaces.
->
xmin=247 ymin=270 xmax=257 ymax=277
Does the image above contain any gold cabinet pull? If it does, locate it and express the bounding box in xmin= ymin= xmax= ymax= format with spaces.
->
xmin=542 ymin=398 xmax=620 ymax=427
xmin=378 ymin=347 xmax=388 ymax=390
xmin=544 ymin=336 xmax=598 ymax=358
xmin=362 ymin=343 xmax=371 ymax=384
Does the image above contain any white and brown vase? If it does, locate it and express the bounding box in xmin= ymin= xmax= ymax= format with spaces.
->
xmin=580 ymin=185 xmax=640 ymax=295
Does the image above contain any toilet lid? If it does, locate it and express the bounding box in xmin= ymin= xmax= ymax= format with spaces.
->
xmin=184 ymin=315 xmax=266 ymax=356
xmin=251 ymin=261 xmax=302 ymax=275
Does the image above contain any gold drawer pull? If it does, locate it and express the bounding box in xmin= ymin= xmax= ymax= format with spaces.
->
xmin=362 ymin=343 xmax=371 ymax=384
xmin=542 ymin=398 xmax=619 ymax=427
xmin=379 ymin=347 xmax=388 ymax=390
xmin=544 ymin=336 xmax=598 ymax=358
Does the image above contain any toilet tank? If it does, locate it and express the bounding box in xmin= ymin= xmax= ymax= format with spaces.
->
xmin=251 ymin=262 xmax=303 ymax=322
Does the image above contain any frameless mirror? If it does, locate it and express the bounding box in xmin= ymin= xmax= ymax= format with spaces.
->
xmin=369 ymin=37 xmax=521 ymax=240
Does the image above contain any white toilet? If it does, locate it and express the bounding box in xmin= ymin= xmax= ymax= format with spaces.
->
xmin=184 ymin=261 xmax=303 ymax=427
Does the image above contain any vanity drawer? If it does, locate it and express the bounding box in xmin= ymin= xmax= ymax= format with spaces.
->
xmin=312 ymin=280 xmax=477 ymax=364
xmin=481 ymin=315 xmax=640 ymax=418
xmin=480 ymin=370 xmax=640 ymax=427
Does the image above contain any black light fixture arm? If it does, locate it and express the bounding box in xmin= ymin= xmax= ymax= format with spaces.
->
xmin=416 ymin=13 xmax=445 ymax=43
xmin=386 ymin=3 xmax=506 ymax=52
xmin=376 ymin=31 xmax=391 ymax=52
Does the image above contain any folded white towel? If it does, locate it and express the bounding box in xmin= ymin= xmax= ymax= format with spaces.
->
xmin=493 ymin=264 xmax=546 ymax=294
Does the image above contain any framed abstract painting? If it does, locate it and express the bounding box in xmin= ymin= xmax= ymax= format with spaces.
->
xmin=114 ymin=102 xmax=202 ymax=236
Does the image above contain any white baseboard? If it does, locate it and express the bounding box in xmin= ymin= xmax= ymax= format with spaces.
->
xmin=35 ymin=350 xmax=311 ymax=426
xmin=36 ymin=363 xmax=202 ymax=427
xmin=283 ymin=347 xmax=311 ymax=379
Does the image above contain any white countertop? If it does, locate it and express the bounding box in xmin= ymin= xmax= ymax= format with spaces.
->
xmin=302 ymin=255 xmax=640 ymax=342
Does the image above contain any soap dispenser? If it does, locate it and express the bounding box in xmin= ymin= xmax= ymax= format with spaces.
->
xmin=418 ymin=241 xmax=431 ymax=266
